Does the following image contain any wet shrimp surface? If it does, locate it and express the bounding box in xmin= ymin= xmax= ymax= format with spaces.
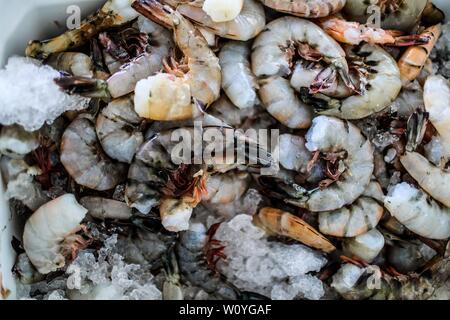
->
xmin=0 ymin=0 xmax=450 ymax=300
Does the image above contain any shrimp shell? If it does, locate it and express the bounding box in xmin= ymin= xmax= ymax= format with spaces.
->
xmin=384 ymin=182 xmax=450 ymax=240
xmin=256 ymin=207 xmax=336 ymax=253
xmin=219 ymin=41 xmax=259 ymax=109
xmin=23 ymin=194 xmax=88 ymax=274
xmin=176 ymin=0 xmax=266 ymax=41
xmin=260 ymin=0 xmax=346 ymax=18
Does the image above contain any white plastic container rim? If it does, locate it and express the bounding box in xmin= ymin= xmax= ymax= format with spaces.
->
xmin=0 ymin=0 xmax=449 ymax=300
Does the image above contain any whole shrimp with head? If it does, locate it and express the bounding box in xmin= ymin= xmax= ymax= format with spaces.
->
xmin=274 ymin=116 xmax=374 ymax=212
xmin=252 ymin=17 xmax=353 ymax=128
xmin=132 ymin=0 xmax=221 ymax=121
xmin=26 ymin=0 xmax=140 ymax=59
xmin=55 ymin=16 xmax=174 ymax=100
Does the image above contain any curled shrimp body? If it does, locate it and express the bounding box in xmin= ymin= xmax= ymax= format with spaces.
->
xmin=55 ymin=17 xmax=174 ymax=100
xmin=26 ymin=0 xmax=139 ymax=59
xmin=384 ymin=182 xmax=450 ymax=240
xmin=305 ymin=44 xmax=401 ymax=120
xmin=319 ymin=197 xmax=384 ymax=238
xmin=96 ymin=95 xmax=144 ymax=164
xmin=219 ymin=41 xmax=259 ymax=109
xmin=398 ymin=25 xmax=441 ymax=85
xmin=80 ymin=197 xmax=133 ymax=220
xmin=423 ymin=75 xmax=450 ymax=164
xmin=175 ymin=0 xmax=266 ymax=41
xmin=258 ymin=76 xmax=313 ymax=129
xmin=286 ymin=116 xmax=374 ymax=212
xmin=23 ymin=194 xmax=88 ymax=274
xmin=132 ymin=0 xmax=221 ymax=110
xmin=252 ymin=17 xmax=351 ymax=87
xmin=61 ymin=115 xmax=127 ymax=191
xmin=342 ymin=229 xmax=385 ymax=263
xmin=47 ymin=52 xmax=94 ymax=78
xmin=400 ymin=152 xmax=450 ymax=208
xmin=259 ymin=0 xmax=346 ymax=18
xmin=343 ymin=0 xmax=428 ymax=33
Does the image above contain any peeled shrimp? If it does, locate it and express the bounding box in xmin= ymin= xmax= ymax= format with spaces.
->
xmin=26 ymin=0 xmax=139 ymax=59
xmin=47 ymin=52 xmax=94 ymax=78
xmin=258 ymin=76 xmax=313 ymax=129
xmin=23 ymin=194 xmax=88 ymax=274
xmin=255 ymin=207 xmax=336 ymax=253
xmin=56 ymin=17 xmax=174 ymax=100
xmin=306 ymin=44 xmax=401 ymax=120
xmin=287 ymin=116 xmax=374 ymax=212
xmin=96 ymin=95 xmax=144 ymax=164
xmin=384 ymin=182 xmax=450 ymax=240
xmin=176 ymin=0 xmax=265 ymax=41
xmin=132 ymin=0 xmax=221 ymax=119
xmin=219 ymin=41 xmax=259 ymax=109
xmin=400 ymin=151 xmax=450 ymax=208
xmin=61 ymin=114 xmax=127 ymax=191
xmin=260 ymin=0 xmax=346 ymax=18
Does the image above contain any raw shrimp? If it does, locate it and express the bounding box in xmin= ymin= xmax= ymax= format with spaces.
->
xmin=252 ymin=17 xmax=352 ymax=90
xmin=423 ymin=75 xmax=450 ymax=163
xmin=318 ymin=197 xmax=384 ymax=238
xmin=162 ymin=248 xmax=183 ymax=300
xmin=259 ymin=0 xmax=346 ymax=18
xmin=400 ymin=152 xmax=450 ymax=208
xmin=343 ymin=0 xmax=428 ymax=33
xmin=175 ymin=0 xmax=266 ymax=41
xmin=164 ymin=0 xmax=245 ymax=23
xmin=332 ymin=263 xmax=435 ymax=300
xmin=278 ymin=134 xmax=311 ymax=174
xmin=302 ymin=44 xmax=401 ymax=119
xmin=96 ymin=95 xmax=144 ymax=164
xmin=46 ymin=52 xmax=94 ymax=78
xmin=290 ymin=61 xmax=353 ymax=99
xmin=56 ymin=17 xmax=174 ymax=100
xmin=318 ymin=15 xmax=431 ymax=46
xmin=202 ymin=171 xmax=250 ymax=204
xmin=398 ymin=25 xmax=441 ymax=84
xmin=342 ymin=228 xmax=385 ymax=262
xmin=255 ymin=207 xmax=336 ymax=253
xmin=219 ymin=41 xmax=259 ymax=109
xmin=258 ymin=76 xmax=313 ymax=129
xmin=284 ymin=116 xmax=374 ymax=212
xmin=60 ymin=114 xmax=127 ymax=191
xmin=23 ymin=194 xmax=88 ymax=274
xmin=132 ymin=0 xmax=221 ymax=112
xmin=26 ymin=0 xmax=140 ymax=59
xmin=0 ymin=125 xmax=39 ymax=159
xmin=384 ymin=182 xmax=450 ymax=240
xmin=175 ymin=223 xmax=242 ymax=299
xmin=80 ymin=197 xmax=132 ymax=220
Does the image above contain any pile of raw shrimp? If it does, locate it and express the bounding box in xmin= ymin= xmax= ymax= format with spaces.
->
xmin=0 ymin=0 xmax=449 ymax=300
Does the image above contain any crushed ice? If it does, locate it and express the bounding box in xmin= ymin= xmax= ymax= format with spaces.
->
xmin=214 ymin=214 xmax=327 ymax=300
xmin=0 ymin=56 xmax=89 ymax=132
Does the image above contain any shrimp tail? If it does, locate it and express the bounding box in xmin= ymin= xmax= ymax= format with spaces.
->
xmin=54 ymin=76 xmax=111 ymax=100
xmin=298 ymin=88 xmax=341 ymax=112
xmin=405 ymin=109 xmax=429 ymax=152
xmin=132 ymin=0 xmax=175 ymax=29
